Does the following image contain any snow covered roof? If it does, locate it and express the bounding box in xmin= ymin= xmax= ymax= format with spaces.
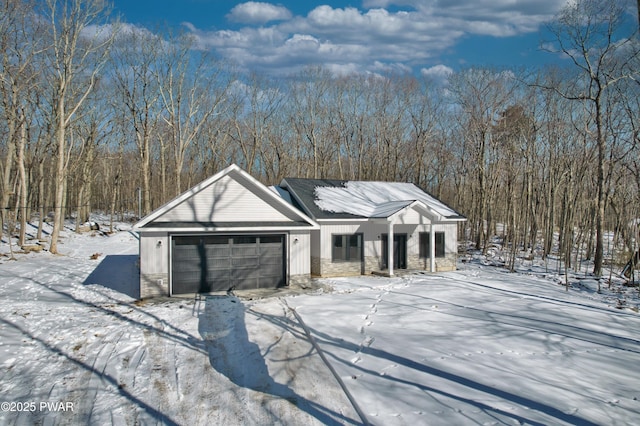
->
xmin=280 ymin=178 xmax=465 ymax=221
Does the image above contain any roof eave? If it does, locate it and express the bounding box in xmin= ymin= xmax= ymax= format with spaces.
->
xmin=138 ymin=224 xmax=320 ymax=233
xmin=316 ymin=217 xmax=370 ymax=222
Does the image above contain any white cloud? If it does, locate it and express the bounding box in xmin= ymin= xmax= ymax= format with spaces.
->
xmin=227 ymin=2 xmax=292 ymax=24
xmin=324 ymin=63 xmax=361 ymax=77
xmin=371 ymin=60 xmax=412 ymax=75
xmin=285 ymin=34 xmax=320 ymax=49
xmin=362 ymin=0 xmax=567 ymax=36
xmin=83 ymin=22 xmax=159 ymax=44
xmin=420 ymin=64 xmax=454 ymax=85
xmin=184 ymin=0 xmax=569 ymax=76
xmin=421 ymin=64 xmax=453 ymax=78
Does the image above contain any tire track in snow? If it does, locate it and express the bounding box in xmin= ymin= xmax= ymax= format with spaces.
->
xmin=69 ymin=332 xmax=116 ymax=424
xmin=141 ymin=317 xmax=214 ymax=425
xmin=282 ymin=299 xmax=369 ymax=425
xmin=143 ymin=322 xmax=180 ymax=420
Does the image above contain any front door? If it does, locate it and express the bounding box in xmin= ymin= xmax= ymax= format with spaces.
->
xmin=381 ymin=234 xmax=407 ymax=270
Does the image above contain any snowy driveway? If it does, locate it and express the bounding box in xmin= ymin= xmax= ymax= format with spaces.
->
xmin=290 ymin=271 xmax=640 ymax=425
xmin=1 ymin=229 xmax=640 ymax=425
xmin=0 ymin=230 xmax=358 ymax=425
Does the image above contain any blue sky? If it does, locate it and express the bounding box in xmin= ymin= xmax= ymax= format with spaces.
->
xmin=108 ymin=0 xmax=631 ymax=77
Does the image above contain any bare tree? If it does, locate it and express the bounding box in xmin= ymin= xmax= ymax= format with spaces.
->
xmin=156 ymin=34 xmax=232 ymax=195
xmin=448 ymin=68 xmax=517 ymax=252
xmin=228 ymin=73 xmax=284 ymax=177
xmin=110 ymin=26 xmax=162 ymax=216
xmin=401 ymin=75 xmax=447 ymax=190
xmin=544 ymin=0 xmax=640 ymax=275
xmin=42 ymin=0 xmax=116 ymax=254
xmin=288 ymin=66 xmax=334 ymax=179
xmin=72 ymin=96 xmax=110 ymax=229
xmin=0 ymin=0 xmax=43 ymax=248
xmin=492 ymin=102 xmax=537 ymax=270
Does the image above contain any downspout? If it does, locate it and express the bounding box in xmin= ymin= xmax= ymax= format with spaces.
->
xmin=388 ymin=219 xmax=394 ymax=277
xmin=430 ymin=222 xmax=436 ymax=272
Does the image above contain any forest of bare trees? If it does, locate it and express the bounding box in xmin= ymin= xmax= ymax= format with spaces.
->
xmin=1 ymin=0 xmax=639 ymax=277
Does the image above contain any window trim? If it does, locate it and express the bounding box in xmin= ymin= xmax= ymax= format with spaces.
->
xmin=419 ymin=231 xmax=446 ymax=258
xmin=331 ymin=233 xmax=363 ymax=263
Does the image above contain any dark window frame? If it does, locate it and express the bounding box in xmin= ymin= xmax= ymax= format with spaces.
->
xmin=419 ymin=232 xmax=446 ymax=258
xmin=332 ymin=233 xmax=363 ymax=262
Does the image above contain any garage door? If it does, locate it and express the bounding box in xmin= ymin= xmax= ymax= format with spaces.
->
xmin=171 ymin=235 xmax=285 ymax=294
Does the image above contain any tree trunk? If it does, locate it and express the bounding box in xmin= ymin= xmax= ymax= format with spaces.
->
xmin=17 ymin=112 xmax=27 ymax=247
xmin=79 ymin=142 xmax=94 ymax=225
xmin=160 ymin=138 xmax=167 ymax=205
xmin=36 ymin=161 xmax=45 ymax=241
xmin=0 ymin=120 xmax=16 ymax=245
xmin=142 ymin=134 xmax=151 ymax=215
xmin=593 ymin=100 xmax=605 ymax=276
xmin=109 ymin=174 xmax=119 ymax=234
xmin=50 ymin=95 xmax=66 ymax=254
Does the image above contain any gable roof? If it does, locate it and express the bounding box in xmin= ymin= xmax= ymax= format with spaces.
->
xmin=280 ymin=177 xmax=465 ymax=222
xmin=134 ymin=164 xmax=319 ymax=231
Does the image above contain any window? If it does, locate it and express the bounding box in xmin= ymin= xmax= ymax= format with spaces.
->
xmin=332 ymin=234 xmax=362 ymax=262
xmin=233 ymin=236 xmax=257 ymax=244
xmin=419 ymin=232 xmax=445 ymax=258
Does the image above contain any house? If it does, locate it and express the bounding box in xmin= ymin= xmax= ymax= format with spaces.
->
xmin=134 ymin=164 xmax=465 ymax=298
xmin=276 ymin=178 xmax=466 ymax=278
xmin=134 ymin=164 xmax=319 ymax=298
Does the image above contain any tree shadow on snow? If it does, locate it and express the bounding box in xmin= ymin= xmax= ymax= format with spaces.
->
xmin=0 ymin=317 xmax=179 ymax=426
xmin=305 ymin=324 xmax=600 ymax=426
xmin=83 ymin=255 xmax=140 ymax=299
xmin=0 ymin=268 xmax=209 ymax=425
xmin=197 ymin=296 xmax=361 ymax=425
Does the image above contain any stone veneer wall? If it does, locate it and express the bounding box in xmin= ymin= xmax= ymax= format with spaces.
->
xmin=311 ymin=254 xmax=457 ymax=277
xmin=407 ymin=254 xmax=457 ymax=272
xmin=436 ymin=254 xmax=458 ymax=271
xmin=318 ymin=258 xmax=363 ymax=277
xmin=140 ymin=273 xmax=169 ymax=298
xmin=364 ymin=256 xmax=380 ymax=274
xmin=407 ymin=254 xmax=423 ymax=270
xmin=289 ymin=274 xmax=312 ymax=289
xmin=311 ymin=256 xmax=321 ymax=276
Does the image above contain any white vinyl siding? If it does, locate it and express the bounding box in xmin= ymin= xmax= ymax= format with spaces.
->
xmin=318 ymin=221 xmax=457 ymax=263
xmin=392 ymin=207 xmax=424 ymax=225
xmin=318 ymin=223 xmax=366 ymax=259
xmin=140 ymin=231 xmax=170 ymax=275
xmin=156 ymin=175 xmax=296 ymax=223
xmin=289 ymin=230 xmax=310 ymax=276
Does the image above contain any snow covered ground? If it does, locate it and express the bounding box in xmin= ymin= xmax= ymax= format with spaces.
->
xmin=1 ymin=223 xmax=640 ymax=425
